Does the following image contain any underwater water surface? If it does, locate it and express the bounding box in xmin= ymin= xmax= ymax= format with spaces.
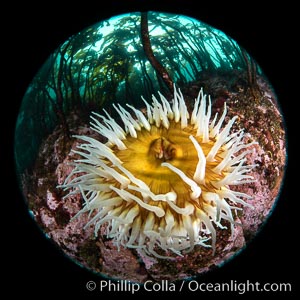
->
xmin=14 ymin=11 xmax=286 ymax=283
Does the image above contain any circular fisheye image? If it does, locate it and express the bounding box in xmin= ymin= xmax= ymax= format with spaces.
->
xmin=15 ymin=11 xmax=286 ymax=282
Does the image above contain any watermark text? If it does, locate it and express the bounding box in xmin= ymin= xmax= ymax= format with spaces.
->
xmin=86 ymin=279 xmax=292 ymax=294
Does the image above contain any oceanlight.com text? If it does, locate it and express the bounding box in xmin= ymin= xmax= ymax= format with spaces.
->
xmin=86 ymin=279 xmax=292 ymax=294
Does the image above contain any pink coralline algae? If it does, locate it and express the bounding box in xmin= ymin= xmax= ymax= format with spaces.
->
xmin=23 ymin=81 xmax=286 ymax=283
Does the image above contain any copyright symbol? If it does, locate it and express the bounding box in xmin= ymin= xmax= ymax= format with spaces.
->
xmin=86 ymin=281 xmax=96 ymax=291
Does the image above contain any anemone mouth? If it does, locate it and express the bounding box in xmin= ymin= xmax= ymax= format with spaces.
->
xmin=60 ymin=86 xmax=256 ymax=259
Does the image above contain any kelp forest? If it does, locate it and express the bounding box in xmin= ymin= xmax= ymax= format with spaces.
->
xmin=14 ymin=11 xmax=287 ymax=281
xmin=15 ymin=11 xmax=260 ymax=174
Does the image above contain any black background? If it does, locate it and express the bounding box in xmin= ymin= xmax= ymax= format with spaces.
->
xmin=6 ymin=0 xmax=296 ymax=297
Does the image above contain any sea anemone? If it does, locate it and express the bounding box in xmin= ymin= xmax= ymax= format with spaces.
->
xmin=60 ymin=86 xmax=256 ymax=259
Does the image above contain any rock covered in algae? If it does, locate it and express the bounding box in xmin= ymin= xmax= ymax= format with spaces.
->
xmin=22 ymin=78 xmax=286 ymax=282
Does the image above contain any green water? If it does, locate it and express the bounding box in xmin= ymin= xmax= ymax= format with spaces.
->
xmin=14 ymin=11 xmax=255 ymax=175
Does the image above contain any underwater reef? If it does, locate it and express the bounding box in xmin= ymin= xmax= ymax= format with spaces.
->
xmin=15 ymin=12 xmax=286 ymax=282
xmin=20 ymin=76 xmax=285 ymax=282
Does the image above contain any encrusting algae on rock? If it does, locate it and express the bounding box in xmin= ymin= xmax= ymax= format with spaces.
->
xmin=59 ymin=86 xmax=257 ymax=259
